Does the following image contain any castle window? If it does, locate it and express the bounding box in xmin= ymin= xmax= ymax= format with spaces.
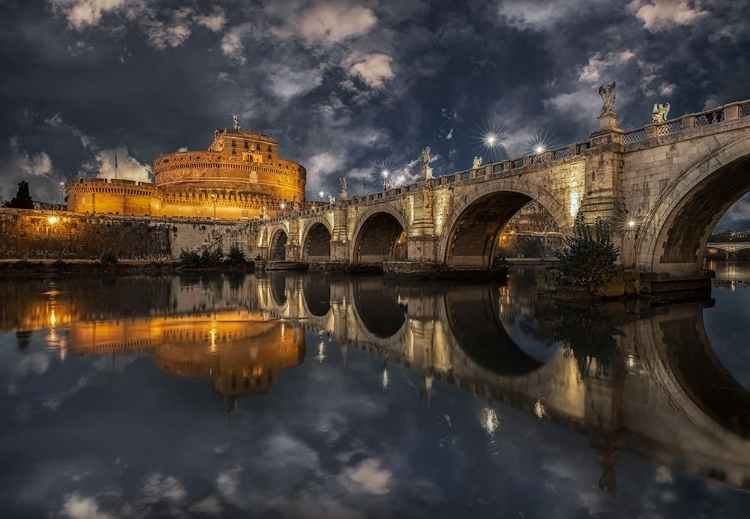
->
xmin=267 ymin=145 xmax=272 ymax=152
xmin=231 ymin=149 xmax=236 ymax=155
xmin=232 ymin=140 xmax=236 ymax=147
xmin=244 ymin=141 xmax=249 ymax=149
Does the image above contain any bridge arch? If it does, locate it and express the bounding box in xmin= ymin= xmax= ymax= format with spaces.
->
xmin=438 ymin=181 xmax=571 ymax=267
xmin=351 ymin=278 xmax=407 ymax=339
xmin=352 ymin=207 xmax=408 ymax=263
xmin=638 ymin=134 xmax=750 ymax=273
xmin=302 ymin=218 xmax=332 ymax=261
xmin=270 ymin=228 xmax=288 ymax=261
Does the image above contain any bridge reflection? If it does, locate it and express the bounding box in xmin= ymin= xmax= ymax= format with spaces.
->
xmin=2 ymin=273 xmax=750 ymax=493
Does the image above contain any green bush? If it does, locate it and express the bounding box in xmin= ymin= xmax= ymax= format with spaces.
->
xmin=100 ymin=250 xmax=118 ymax=265
xmin=225 ymin=245 xmax=247 ymax=266
xmin=553 ymin=214 xmax=620 ymax=293
xmin=179 ymin=248 xmax=201 ymax=267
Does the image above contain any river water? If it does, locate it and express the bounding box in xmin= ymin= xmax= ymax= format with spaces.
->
xmin=1 ymin=264 xmax=750 ymax=518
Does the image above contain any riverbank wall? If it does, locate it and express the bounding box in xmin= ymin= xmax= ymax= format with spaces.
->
xmin=0 ymin=209 xmax=260 ymax=261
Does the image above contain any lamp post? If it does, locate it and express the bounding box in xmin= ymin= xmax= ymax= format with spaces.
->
xmin=381 ymin=170 xmax=390 ymax=190
xmin=485 ymin=135 xmax=497 ymax=163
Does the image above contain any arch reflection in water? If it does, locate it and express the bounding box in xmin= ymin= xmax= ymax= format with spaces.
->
xmin=260 ymin=274 xmax=750 ymax=494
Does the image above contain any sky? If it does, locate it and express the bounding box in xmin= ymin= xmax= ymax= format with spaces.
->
xmin=1 ymin=0 xmax=749 ymax=225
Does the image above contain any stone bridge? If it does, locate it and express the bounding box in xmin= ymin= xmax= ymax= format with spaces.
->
xmin=706 ymin=242 xmax=750 ymax=259
xmin=258 ymin=99 xmax=750 ymax=285
xmin=255 ymin=273 xmax=750 ymax=493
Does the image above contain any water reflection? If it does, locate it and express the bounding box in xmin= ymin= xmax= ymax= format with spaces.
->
xmin=2 ymin=271 xmax=750 ymax=516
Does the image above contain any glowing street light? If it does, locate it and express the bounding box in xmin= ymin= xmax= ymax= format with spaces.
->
xmin=318 ymin=190 xmax=325 ymax=199
xmin=535 ymin=145 xmax=545 ymax=154
xmin=381 ymin=169 xmax=390 ymax=190
xmin=47 ymin=216 xmax=59 ymax=225
xmin=628 ymin=219 xmax=636 ymax=228
xmin=485 ymin=134 xmax=498 ymax=163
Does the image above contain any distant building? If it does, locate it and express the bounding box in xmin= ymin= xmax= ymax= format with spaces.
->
xmin=65 ymin=122 xmax=307 ymax=220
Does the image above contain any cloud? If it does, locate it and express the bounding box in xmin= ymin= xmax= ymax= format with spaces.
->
xmin=48 ymin=0 xmax=133 ymax=30
xmin=8 ymin=136 xmax=53 ymax=177
xmin=627 ymin=0 xmax=710 ymax=30
xmin=90 ymin=146 xmax=152 ymax=183
xmin=143 ymin=7 xmax=193 ymax=50
xmin=348 ymin=53 xmax=395 ymax=88
xmin=140 ymin=472 xmax=187 ymax=505
xmin=189 ymin=496 xmax=222 ymax=516
xmin=268 ymin=65 xmax=323 ymax=100
xmin=221 ymin=24 xmax=253 ymax=64
xmin=287 ymin=2 xmax=377 ymax=46
xmin=498 ymin=0 xmax=610 ymax=30
xmin=578 ymin=51 xmax=635 ymax=84
xmin=61 ymin=493 xmax=113 ymax=519
xmin=194 ymin=8 xmax=225 ymax=33
xmin=342 ymin=458 xmax=392 ymax=496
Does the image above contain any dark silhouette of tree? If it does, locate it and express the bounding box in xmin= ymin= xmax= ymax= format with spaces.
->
xmin=5 ymin=181 xmax=34 ymax=209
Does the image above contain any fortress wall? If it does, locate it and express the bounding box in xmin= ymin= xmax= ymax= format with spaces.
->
xmin=0 ymin=209 xmax=239 ymax=260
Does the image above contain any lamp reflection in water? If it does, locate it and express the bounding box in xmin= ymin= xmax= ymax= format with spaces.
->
xmin=482 ymin=407 xmax=499 ymax=435
xmin=315 ymin=340 xmax=326 ymax=363
xmin=534 ymin=399 xmax=548 ymax=420
xmin=381 ymin=365 xmax=389 ymax=391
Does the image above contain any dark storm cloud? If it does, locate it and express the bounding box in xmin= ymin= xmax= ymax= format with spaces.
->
xmin=0 ymin=0 xmax=749 ymax=218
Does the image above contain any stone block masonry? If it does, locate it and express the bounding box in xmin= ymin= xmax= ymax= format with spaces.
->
xmin=0 ymin=209 xmax=244 ymax=261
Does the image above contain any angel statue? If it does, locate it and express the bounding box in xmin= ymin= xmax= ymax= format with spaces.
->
xmin=598 ymin=82 xmax=617 ymax=116
xmin=472 ymin=156 xmax=483 ymax=169
xmin=651 ymin=103 xmax=671 ymax=123
xmin=232 ymin=113 xmax=240 ymax=130
xmin=421 ymin=146 xmax=431 ymax=166
xmin=339 ymin=177 xmax=347 ymax=192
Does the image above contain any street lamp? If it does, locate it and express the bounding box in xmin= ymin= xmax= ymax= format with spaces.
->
xmin=485 ymin=134 xmax=497 ymax=163
xmin=381 ymin=169 xmax=390 ymax=190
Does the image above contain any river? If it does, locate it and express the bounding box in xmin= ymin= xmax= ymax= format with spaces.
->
xmin=1 ymin=264 xmax=749 ymax=518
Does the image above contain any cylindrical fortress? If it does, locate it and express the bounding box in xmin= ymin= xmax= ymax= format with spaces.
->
xmin=66 ymin=125 xmax=306 ymax=220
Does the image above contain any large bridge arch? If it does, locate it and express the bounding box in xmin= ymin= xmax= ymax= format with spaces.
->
xmin=438 ymin=182 xmax=572 ymax=267
xmin=638 ymin=135 xmax=750 ymax=274
xmin=302 ymin=218 xmax=332 ymax=261
xmin=352 ymin=207 xmax=408 ymax=263
xmin=270 ymin=228 xmax=288 ymax=260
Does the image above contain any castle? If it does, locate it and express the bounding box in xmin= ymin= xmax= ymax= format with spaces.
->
xmin=65 ymin=118 xmax=307 ymax=220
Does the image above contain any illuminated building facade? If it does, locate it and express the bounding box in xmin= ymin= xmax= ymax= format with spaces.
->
xmin=65 ymin=122 xmax=306 ymax=220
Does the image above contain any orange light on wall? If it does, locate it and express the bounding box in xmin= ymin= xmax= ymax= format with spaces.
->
xmin=48 ymin=216 xmax=59 ymax=224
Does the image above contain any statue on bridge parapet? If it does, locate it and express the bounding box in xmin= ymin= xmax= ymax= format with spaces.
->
xmin=421 ymin=146 xmax=434 ymax=179
xmin=651 ymin=103 xmax=671 ymax=123
xmin=596 ymin=82 xmax=618 ymax=131
xmin=339 ymin=177 xmax=348 ymax=201
xmin=292 ymin=194 xmax=299 ymax=211
xmin=599 ymin=82 xmax=617 ymax=116
xmin=472 ymin=156 xmax=483 ymax=170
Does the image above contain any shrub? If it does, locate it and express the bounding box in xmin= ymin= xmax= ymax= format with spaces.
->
xmin=225 ymin=245 xmax=247 ymax=266
xmin=553 ymin=214 xmax=620 ymax=294
xmin=179 ymin=248 xmax=201 ymax=267
xmin=100 ymin=250 xmax=118 ymax=265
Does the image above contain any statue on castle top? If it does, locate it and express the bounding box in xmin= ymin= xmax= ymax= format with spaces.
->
xmin=472 ymin=156 xmax=483 ymax=169
xmin=598 ymin=82 xmax=617 ymax=116
xmin=651 ymin=102 xmax=670 ymax=123
xmin=232 ymin=113 xmax=240 ymax=130
xmin=421 ymin=146 xmax=434 ymax=179
xmin=421 ymin=146 xmax=431 ymax=166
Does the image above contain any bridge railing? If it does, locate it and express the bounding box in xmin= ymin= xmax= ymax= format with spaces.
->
xmin=623 ymin=99 xmax=750 ymax=144
xmin=261 ymin=99 xmax=750 ymax=225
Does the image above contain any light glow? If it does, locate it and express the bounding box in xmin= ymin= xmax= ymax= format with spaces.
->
xmin=628 ymin=219 xmax=636 ymax=228
xmin=535 ymin=145 xmax=545 ymax=154
xmin=48 ymin=216 xmax=59 ymax=224
xmin=482 ymin=408 xmax=499 ymax=435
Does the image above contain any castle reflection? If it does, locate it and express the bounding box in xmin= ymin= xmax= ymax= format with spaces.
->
xmin=2 ymin=272 xmax=750 ymax=494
